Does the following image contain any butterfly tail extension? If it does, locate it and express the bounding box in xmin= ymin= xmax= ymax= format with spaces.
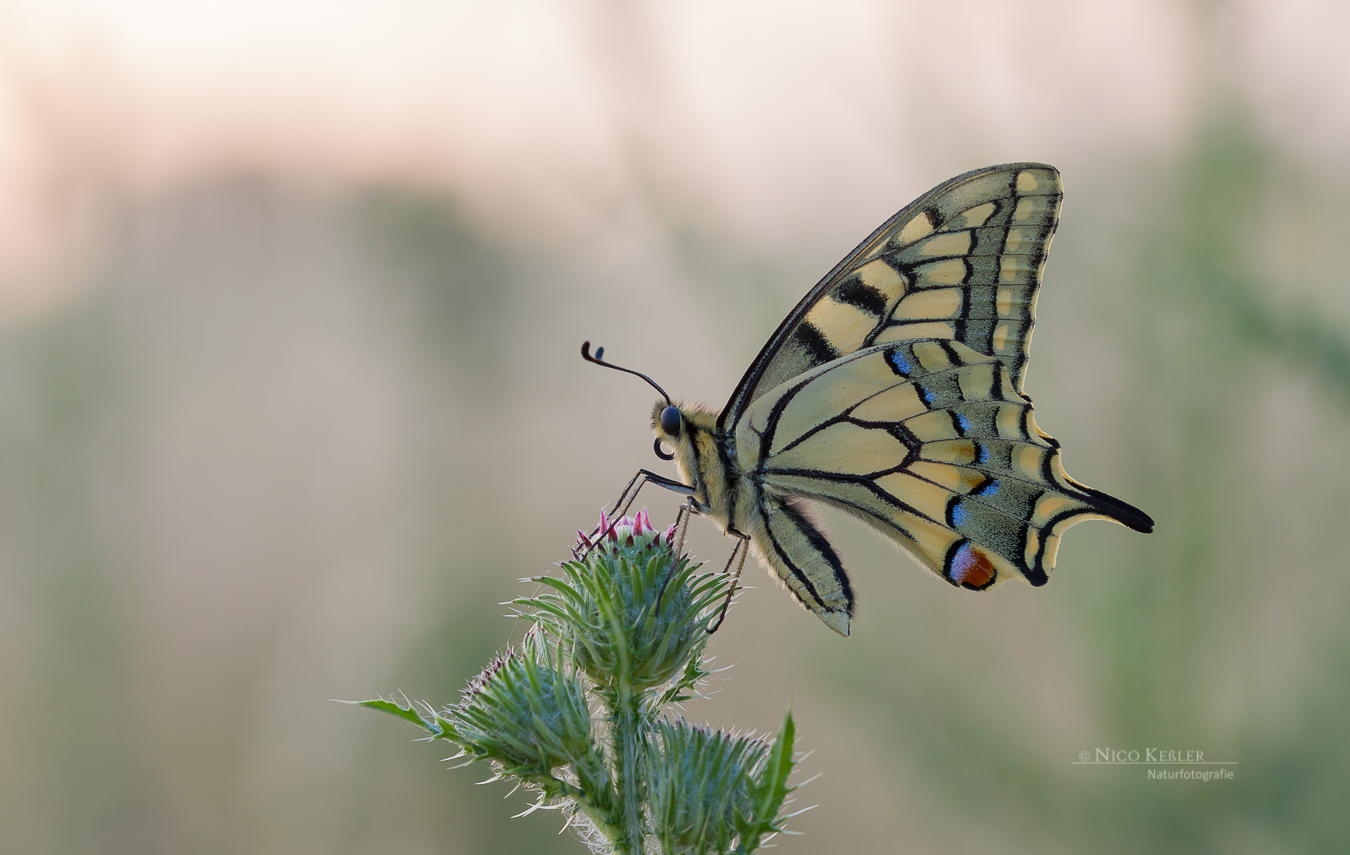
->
xmin=1013 ymin=456 xmax=1154 ymax=588
xmin=1070 ymin=482 xmax=1155 ymax=534
xmin=1036 ymin=426 xmax=1154 ymax=534
xmin=751 ymin=495 xmax=854 ymax=636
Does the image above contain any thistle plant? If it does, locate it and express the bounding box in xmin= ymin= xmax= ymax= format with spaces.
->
xmin=351 ymin=509 xmax=805 ymax=854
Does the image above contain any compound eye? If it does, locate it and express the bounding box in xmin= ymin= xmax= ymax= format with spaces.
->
xmin=659 ymin=406 xmax=682 ymax=437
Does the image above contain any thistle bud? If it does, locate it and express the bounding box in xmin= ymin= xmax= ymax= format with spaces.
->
xmin=537 ymin=510 xmax=731 ymax=695
xmin=444 ymin=644 xmax=594 ymax=779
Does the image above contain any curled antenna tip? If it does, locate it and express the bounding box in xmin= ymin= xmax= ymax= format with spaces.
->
xmin=580 ymin=341 xmax=608 ymax=363
xmin=578 ymin=339 xmax=672 ymax=405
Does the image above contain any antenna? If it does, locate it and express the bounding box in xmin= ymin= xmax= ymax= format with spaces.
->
xmin=580 ymin=341 xmax=672 ymax=406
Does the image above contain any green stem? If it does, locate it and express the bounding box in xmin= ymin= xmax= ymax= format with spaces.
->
xmin=571 ymin=749 xmax=622 ymax=843
xmin=610 ymin=688 xmax=648 ymax=854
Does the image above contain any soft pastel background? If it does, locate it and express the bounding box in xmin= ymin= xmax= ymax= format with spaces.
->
xmin=3 ymin=1 xmax=1349 ymax=852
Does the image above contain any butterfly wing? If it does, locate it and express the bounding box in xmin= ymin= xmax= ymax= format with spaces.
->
xmin=720 ymin=163 xmax=1062 ymax=432
xmin=735 ymin=339 xmax=1152 ymax=618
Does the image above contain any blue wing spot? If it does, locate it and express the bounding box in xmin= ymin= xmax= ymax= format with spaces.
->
xmin=956 ymin=412 xmax=971 ymax=433
xmin=975 ymin=443 xmax=988 ymax=465
xmin=951 ymin=501 xmax=970 ymax=527
xmin=973 ymin=479 xmax=999 ymax=497
xmin=888 ymin=349 xmax=912 ymax=377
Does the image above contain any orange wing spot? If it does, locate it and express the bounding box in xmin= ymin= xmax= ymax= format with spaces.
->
xmin=950 ymin=543 xmax=996 ymax=590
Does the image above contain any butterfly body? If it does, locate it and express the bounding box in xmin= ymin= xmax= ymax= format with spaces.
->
xmin=653 ymin=398 xmax=856 ymax=635
xmin=597 ymin=163 xmax=1152 ymax=637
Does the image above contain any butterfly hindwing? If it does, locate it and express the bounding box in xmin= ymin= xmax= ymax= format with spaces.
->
xmin=735 ymin=339 xmax=1150 ymax=599
xmin=751 ymin=495 xmax=853 ymax=637
xmin=720 ymin=163 xmax=1062 ymax=432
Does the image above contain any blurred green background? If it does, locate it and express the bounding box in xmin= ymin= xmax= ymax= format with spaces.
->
xmin=2 ymin=1 xmax=1349 ymax=852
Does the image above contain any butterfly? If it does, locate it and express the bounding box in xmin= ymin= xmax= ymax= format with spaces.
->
xmin=583 ymin=163 xmax=1153 ymax=636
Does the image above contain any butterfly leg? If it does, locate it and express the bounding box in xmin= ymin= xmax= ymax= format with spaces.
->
xmin=582 ymin=469 xmax=700 ymax=558
xmin=673 ymin=495 xmax=699 ymax=553
xmin=706 ymin=530 xmax=750 ymax=635
xmin=596 ymin=469 xmax=698 ymax=531
xmin=654 ymin=495 xmax=703 ymax=611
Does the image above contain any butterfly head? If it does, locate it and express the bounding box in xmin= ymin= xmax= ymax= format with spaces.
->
xmin=650 ymin=399 xmax=718 ymax=485
xmin=651 ymin=404 xmax=682 ymax=460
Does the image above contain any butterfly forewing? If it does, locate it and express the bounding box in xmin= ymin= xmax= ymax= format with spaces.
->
xmin=737 ymin=340 xmax=1137 ymax=593
xmin=720 ymin=163 xmax=1061 ymax=432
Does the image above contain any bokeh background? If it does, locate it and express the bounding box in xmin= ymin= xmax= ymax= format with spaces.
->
xmin=3 ymin=1 xmax=1349 ymax=852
